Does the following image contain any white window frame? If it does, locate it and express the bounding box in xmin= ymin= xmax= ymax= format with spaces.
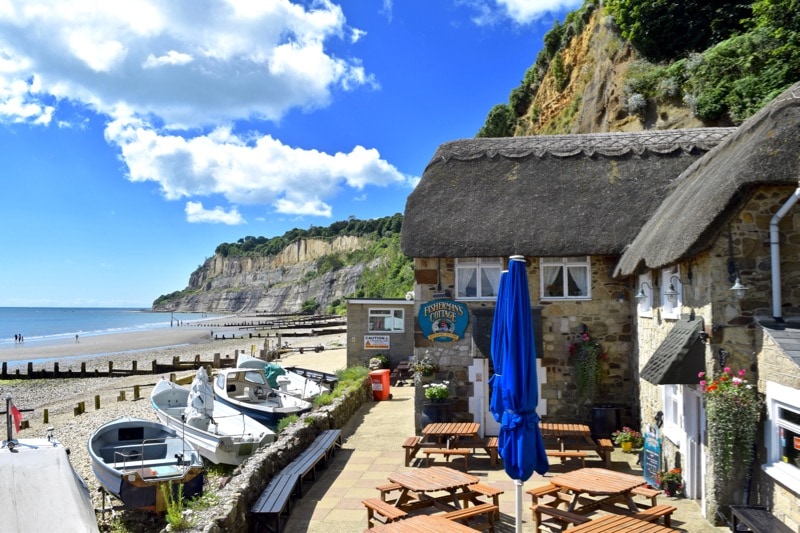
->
xmin=455 ymin=258 xmax=502 ymax=300
xmin=662 ymin=384 xmax=684 ymax=445
xmin=763 ymin=381 xmax=800 ymax=493
xmin=637 ymin=273 xmax=654 ymax=318
xmin=661 ymin=269 xmax=682 ymax=320
xmin=368 ymin=308 xmax=405 ymax=333
xmin=540 ymin=256 xmax=591 ymax=300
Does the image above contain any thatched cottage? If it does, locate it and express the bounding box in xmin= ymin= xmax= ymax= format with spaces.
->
xmin=401 ymin=81 xmax=800 ymax=528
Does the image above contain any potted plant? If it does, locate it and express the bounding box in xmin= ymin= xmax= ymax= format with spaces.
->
xmin=569 ymin=324 xmax=607 ymax=403
xmin=420 ymin=381 xmax=451 ymax=426
xmin=699 ymin=368 xmax=761 ymax=480
xmin=368 ymin=354 xmax=389 ymax=370
xmin=611 ymin=426 xmax=643 ymax=452
xmin=410 ymin=352 xmax=439 ymax=380
xmin=656 ymin=467 xmax=684 ymax=497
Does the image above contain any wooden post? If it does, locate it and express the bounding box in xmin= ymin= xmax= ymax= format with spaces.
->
xmin=43 ymin=409 xmax=48 ymax=424
xmin=53 ymin=362 xmax=59 ymax=377
xmin=95 ymin=395 xmax=101 ymax=410
xmin=118 ymin=390 xmax=126 ymax=402
xmin=78 ymin=401 xmax=85 ymax=414
xmin=170 ymin=373 xmax=176 ymax=382
xmin=108 ymin=361 xmax=113 ymax=375
xmin=27 ymin=362 xmax=33 ymax=376
xmin=2 ymin=362 xmax=6 ymax=379
xmin=132 ymin=360 xmax=137 ymax=372
xmin=152 ymin=360 xmax=158 ymax=374
xmin=133 ymin=385 xmax=140 ymax=400
xmin=80 ymin=362 xmax=86 ymax=377
xmin=213 ymin=353 xmax=221 ymax=368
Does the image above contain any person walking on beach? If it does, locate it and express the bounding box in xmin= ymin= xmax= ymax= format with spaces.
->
xmin=75 ymin=334 xmax=79 ymax=343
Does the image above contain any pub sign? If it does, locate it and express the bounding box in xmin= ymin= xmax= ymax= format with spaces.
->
xmin=418 ymin=299 xmax=469 ymax=342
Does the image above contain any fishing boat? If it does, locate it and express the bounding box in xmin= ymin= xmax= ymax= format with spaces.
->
xmin=235 ymin=354 xmax=333 ymax=400
xmin=1 ymin=396 xmax=99 ymax=532
xmin=87 ymin=417 xmax=204 ymax=512
xmin=150 ymin=368 xmax=276 ymax=465
xmin=212 ymin=367 xmax=313 ymax=427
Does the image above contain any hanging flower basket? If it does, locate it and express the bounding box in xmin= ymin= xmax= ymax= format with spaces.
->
xmin=569 ymin=324 xmax=607 ymax=403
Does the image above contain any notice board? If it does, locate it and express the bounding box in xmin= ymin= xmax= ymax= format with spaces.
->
xmin=643 ymin=425 xmax=662 ymax=487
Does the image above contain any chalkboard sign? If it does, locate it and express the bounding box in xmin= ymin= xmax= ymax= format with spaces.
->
xmin=643 ymin=425 xmax=662 ymax=487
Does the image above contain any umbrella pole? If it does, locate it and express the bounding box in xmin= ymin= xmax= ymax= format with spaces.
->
xmin=515 ymin=478 xmax=523 ymax=532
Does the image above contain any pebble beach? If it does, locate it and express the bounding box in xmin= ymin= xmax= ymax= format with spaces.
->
xmin=0 ymin=316 xmax=347 ymax=529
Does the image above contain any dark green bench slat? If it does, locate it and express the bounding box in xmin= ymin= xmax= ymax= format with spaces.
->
xmin=251 ymin=474 xmax=299 ymax=533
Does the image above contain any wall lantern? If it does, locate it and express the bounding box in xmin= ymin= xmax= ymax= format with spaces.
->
xmin=718 ymin=348 xmax=730 ymax=369
xmin=730 ymin=277 xmax=749 ymax=299
xmin=635 ymin=282 xmax=653 ymax=303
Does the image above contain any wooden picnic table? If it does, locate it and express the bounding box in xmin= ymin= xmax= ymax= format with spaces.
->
xmin=549 ymin=467 xmax=645 ymax=513
xmin=366 ymin=514 xmax=479 ymax=532
xmin=540 ymin=422 xmax=597 ymax=451
xmin=567 ymin=513 xmax=677 ymax=532
xmin=387 ymin=466 xmax=480 ymax=513
xmin=422 ymin=422 xmax=481 ymax=445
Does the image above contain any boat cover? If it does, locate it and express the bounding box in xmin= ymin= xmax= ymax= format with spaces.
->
xmin=263 ymin=363 xmax=287 ymax=388
xmin=184 ymin=367 xmax=214 ymax=431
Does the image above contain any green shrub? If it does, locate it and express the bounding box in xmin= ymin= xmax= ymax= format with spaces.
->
xmin=277 ymin=415 xmax=300 ymax=433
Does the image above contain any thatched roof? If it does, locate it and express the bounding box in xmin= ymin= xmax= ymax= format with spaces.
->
xmin=402 ymin=128 xmax=735 ymax=258
xmin=615 ymin=81 xmax=800 ymax=276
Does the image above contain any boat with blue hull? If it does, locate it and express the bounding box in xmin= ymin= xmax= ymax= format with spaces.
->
xmin=212 ymin=367 xmax=312 ymax=428
xmin=87 ymin=417 xmax=204 ymax=512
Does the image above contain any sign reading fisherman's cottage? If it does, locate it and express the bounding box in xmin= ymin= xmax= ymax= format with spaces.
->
xmin=418 ymin=299 xmax=469 ymax=342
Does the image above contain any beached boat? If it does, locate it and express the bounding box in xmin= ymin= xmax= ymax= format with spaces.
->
xmin=87 ymin=417 xmax=204 ymax=512
xmin=235 ymin=354 xmax=333 ymax=400
xmin=212 ymin=367 xmax=313 ymax=427
xmin=150 ymin=368 xmax=276 ymax=465
xmin=1 ymin=396 xmax=99 ymax=532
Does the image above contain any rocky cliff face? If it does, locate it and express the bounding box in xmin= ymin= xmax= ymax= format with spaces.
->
xmin=518 ymin=8 xmax=705 ymax=136
xmin=160 ymin=236 xmax=374 ymax=313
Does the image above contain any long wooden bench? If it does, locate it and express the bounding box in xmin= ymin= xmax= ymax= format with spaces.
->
xmin=282 ymin=429 xmax=342 ymax=496
xmin=402 ymin=436 xmax=422 ymax=466
xmin=469 ymin=483 xmax=504 ymax=519
xmin=531 ymin=504 xmax=590 ymax=531
xmin=633 ymin=504 xmax=678 ymax=527
xmin=596 ymin=438 xmax=614 ymax=465
xmin=631 ymin=485 xmax=661 ymax=506
xmin=422 ymin=447 xmax=470 ymax=469
xmin=362 ymin=497 xmax=407 ymax=527
xmin=443 ymin=502 xmax=498 ymax=531
xmin=545 ymin=450 xmax=588 ymax=467
xmin=730 ymin=505 xmax=794 ymax=533
xmin=250 ymin=474 xmax=299 ymax=533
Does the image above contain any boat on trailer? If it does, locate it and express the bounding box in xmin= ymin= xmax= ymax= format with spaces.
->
xmin=212 ymin=367 xmax=313 ymax=428
xmin=87 ymin=417 xmax=204 ymax=512
xmin=1 ymin=395 xmax=99 ymax=532
xmin=150 ymin=368 xmax=275 ymax=465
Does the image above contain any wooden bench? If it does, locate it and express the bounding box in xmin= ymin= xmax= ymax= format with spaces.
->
xmin=422 ymin=447 xmax=470 ymax=469
xmin=376 ymin=481 xmax=403 ymax=503
xmin=443 ymin=502 xmax=498 ymax=531
xmin=468 ymin=483 xmax=503 ymax=519
xmin=631 ymin=485 xmax=661 ymax=506
xmin=282 ymin=429 xmax=342 ymax=497
xmin=545 ymin=450 xmax=588 ymax=467
xmin=484 ymin=436 xmax=499 ymax=465
xmin=526 ymin=483 xmax=563 ymax=507
xmin=402 ymin=436 xmax=422 ymax=466
xmin=531 ymin=504 xmax=590 ymax=531
xmin=250 ymin=474 xmax=299 ymax=533
xmin=730 ymin=505 xmax=794 ymax=533
xmin=362 ymin=497 xmax=407 ymax=527
xmin=632 ymin=504 xmax=678 ymax=527
xmin=596 ymin=438 xmax=614 ymax=465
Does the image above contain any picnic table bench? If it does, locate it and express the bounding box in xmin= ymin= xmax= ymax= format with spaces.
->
xmin=422 ymin=447 xmax=470 ymax=469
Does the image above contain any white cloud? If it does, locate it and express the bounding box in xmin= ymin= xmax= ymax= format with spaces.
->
xmin=464 ymin=0 xmax=582 ymax=25
xmin=105 ymin=116 xmax=414 ymax=217
xmin=185 ymin=201 xmax=245 ymax=225
xmin=0 ymin=0 xmax=373 ymax=126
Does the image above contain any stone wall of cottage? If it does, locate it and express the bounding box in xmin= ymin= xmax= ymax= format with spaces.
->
xmin=637 ymin=185 xmax=800 ymax=524
xmin=755 ymin=330 xmax=800 ymax=531
xmin=410 ymin=255 xmax=636 ymax=432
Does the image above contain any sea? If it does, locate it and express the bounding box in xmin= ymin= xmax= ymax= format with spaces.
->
xmin=0 ymin=307 xmax=226 ymax=349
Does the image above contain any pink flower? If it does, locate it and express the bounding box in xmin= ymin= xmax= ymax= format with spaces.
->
xmin=724 ymin=367 xmax=731 ymax=374
xmin=732 ymin=377 xmax=743 ymax=385
xmin=699 ymin=380 xmax=706 ymax=387
xmin=738 ymin=369 xmax=746 ymax=377
xmin=698 ymin=371 xmax=705 ymax=378
xmin=582 ymin=333 xmax=590 ymax=341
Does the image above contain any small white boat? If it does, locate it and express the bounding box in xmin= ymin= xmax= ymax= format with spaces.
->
xmin=1 ymin=396 xmax=99 ymax=532
xmin=150 ymin=368 xmax=276 ymax=465
xmin=87 ymin=417 xmax=204 ymax=512
xmin=236 ymin=354 xmax=331 ymax=400
xmin=212 ymin=367 xmax=313 ymax=428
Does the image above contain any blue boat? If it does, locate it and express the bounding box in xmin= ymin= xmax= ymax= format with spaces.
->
xmin=212 ymin=368 xmax=313 ymax=428
xmin=87 ymin=417 xmax=204 ymax=512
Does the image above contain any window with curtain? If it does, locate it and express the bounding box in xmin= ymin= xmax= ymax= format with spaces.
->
xmin=540 ymin=256 xmax=590 ymax=299
xmin=764 ymin=381 xmax=800 ymax=492
xmin=455 ymin=258 xmax=502 ymax=300
xmin=368 ymin=308 xmax=404 ymax=332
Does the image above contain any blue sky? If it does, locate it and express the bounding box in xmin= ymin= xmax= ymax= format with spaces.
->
xmin=0 ymin=0 xmax=580 ymax=308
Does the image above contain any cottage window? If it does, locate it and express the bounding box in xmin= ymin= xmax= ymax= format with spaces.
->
xmin=368 ymin=308 xmax=404 ymax=332
xmin=540 ymin=256 xmax=590 ymax=299
xmin=661 ymin=269 xmax=682 ymax=320
xmin=637 ymin=273 xmax=653 ymax=318
xmin=455 ymin=258 xmax=502 ymax=300
xmin=763 ymin=381 xmax=800 ymax=492
xmin=662 ymin=384 xmax=683 ymax=444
